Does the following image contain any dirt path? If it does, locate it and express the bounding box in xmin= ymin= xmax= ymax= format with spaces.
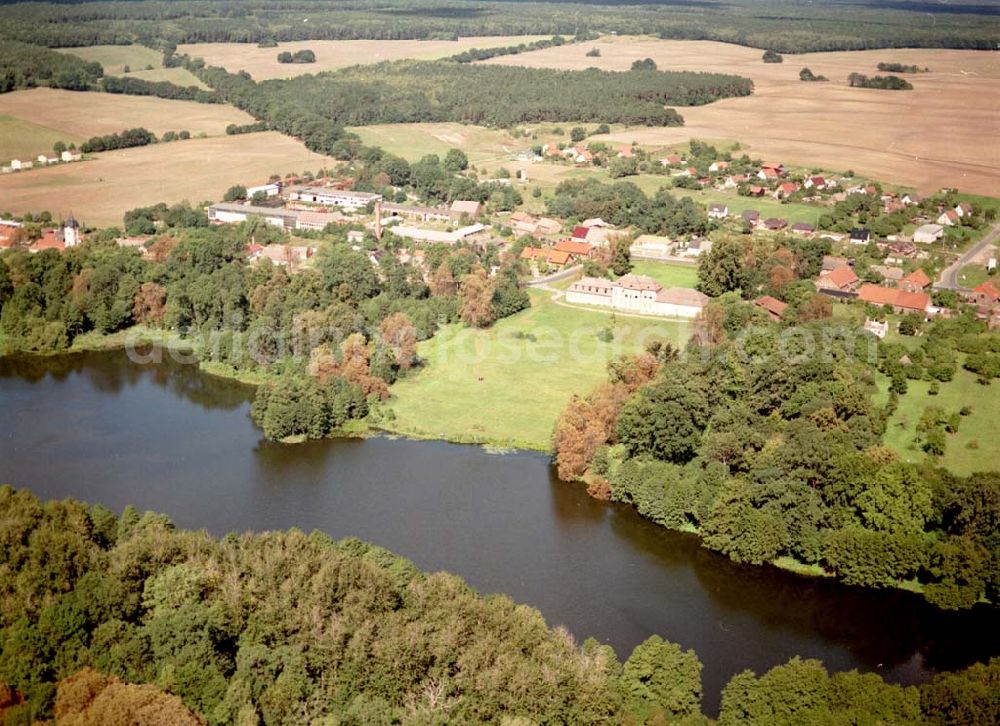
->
xmin=936 ymin=223 xmax=1000 ymax=290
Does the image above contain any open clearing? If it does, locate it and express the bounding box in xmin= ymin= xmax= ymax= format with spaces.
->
xmin=882 ymin=367 xmax=1000 ymax=476
xmin=629 ymin=260 xmax=699 ymax=289
xmin=0 ymin=132 xmax=325 ymax=226
xmin=57 ymin=45 xmax=209 ymax=88
xmin=385 ymin=289 xmax=690 ymax=450
xmin=178 ymin=36 xmax=550 ymax=80
xmin=480 ymin=37 xmax=1000 ymax=196
xmin=0 ymin=115 xmax=83 ymax=164
xmin=0 ymin=88 xmax=253 ymax=141
xmin=347 ymin=123 xmax=520 ymax=166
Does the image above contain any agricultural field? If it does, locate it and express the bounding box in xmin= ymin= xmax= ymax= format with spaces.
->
xmin=0 ymin=132 xmax=325 ymax=226
xmin=882 ymin=368 xmax=1000 ymax=476
xmin=347 ymin=123 xmax=521 ymax=166
xmin=629 ymin=260 xmax=699 ymax=289
xmin=57 ymin=44 xmax=209 ymax=88
xmin=385 ymin=289 xmax=690 ymax=449
xmin=177 ymin=36 xmax=550 ymax=80
xmin=0 ymin=115 xmax=82 ymax=164
xmin=481 ymin=37 xmax=1000 ymax=197
xmin=0 ymin=88 xmax=252 ymax=141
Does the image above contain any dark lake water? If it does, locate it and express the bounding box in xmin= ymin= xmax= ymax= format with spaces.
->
xmin=0 ymin=350 xmax=996 ymax=712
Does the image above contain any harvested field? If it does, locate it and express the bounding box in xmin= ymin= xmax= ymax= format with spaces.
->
xmin=0 ymin=132 xmax=325 ymax=226
xmin=347 ymin=123 xmax=520 ymax=166
xmin=481 ymin=37 xmax=1000 ymax=196
xmin=178 ymin=36 xmax=549 ymax=80
xmin=0 ymin=115 xmax=83 ymax=164
xmin=0 ymin=88 xmax=253 ymax=140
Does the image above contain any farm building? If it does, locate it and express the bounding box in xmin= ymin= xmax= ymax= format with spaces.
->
xmin=753 ymin=295 xmax=788 ymax=322
xmin=914 ymin=223 xmax=944 ymax=244
xmin=209 ymin=203 xmax=300 ymax=230
xmin=708 ymin=203 xmax=728 ymax=219
xmin=247 ymin=183 xmax=281 ymax=198
xmin=566 ymin=274 xmax=709 ymax=318
xmin=857 ymin=284 xmax=930 ymax=315
xmin=629 ymin=235 xmax=674 ymax=260
xmin=287 ymin=186 xmax=381 ymax=210
xmin=392 ymin=223 xmax=485 ymax=245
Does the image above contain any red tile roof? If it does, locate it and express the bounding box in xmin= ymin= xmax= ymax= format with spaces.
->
xmin=901 ymin=268 xmax=931 ymax=289
xmin=973 ymin=280 xmax=1000 ymax=302
xmin=30 ymin=229 xmax=64 ymax=252
xmin=824 ymin=265 xmax=859 ymax=289
xmin=858 ymin=284 xmax=929 ymax=312
xmin=754 ymin=295 xmax=788 ymax=319
xmin=554 ymin=239 xmax=592 ymax=256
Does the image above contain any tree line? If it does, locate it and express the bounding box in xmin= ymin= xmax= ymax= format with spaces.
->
xmin=448 ymin=34 xmax=572 ymax=63
xmin=1 ymin=0 xmax=998 ymax=53
xmin=99 ymin=73 xmax=221 ymax=103
xmin=0 ymin=486 xmax=995 ymax=724
xmin=0 ymin=40 xmax=102 ymax=93
xmin=78 ymin=127 xmax=155 ymax=153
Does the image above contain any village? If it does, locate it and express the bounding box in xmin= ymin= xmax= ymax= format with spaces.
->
xmin=3 ymin=139 xmax=996 ymax=333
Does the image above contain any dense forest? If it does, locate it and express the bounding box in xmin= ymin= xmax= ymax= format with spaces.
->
xmin=0 ymin=0 xmax=997 ymax=52
xmin=192 ymin=59 xmax=751 ymax=130
xmin=0 ymin=486 xmax=996 ymax=724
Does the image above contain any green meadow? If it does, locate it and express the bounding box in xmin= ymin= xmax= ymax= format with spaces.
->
xmin=384 ymin=290 xmax=690 ymax=450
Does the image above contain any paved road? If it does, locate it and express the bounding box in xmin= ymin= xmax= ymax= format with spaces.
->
xmin=935 ymin=222 xmax=1000 ymax=290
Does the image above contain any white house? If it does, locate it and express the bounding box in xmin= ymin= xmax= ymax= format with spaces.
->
xmin=566 ymin=274 xmax=709 ymax=318
xmin=629 ymin=234 xmax=674 ymax=260
xmin=707 ymin=203 xmax=728 ymax=219
xmin=684 ymin=238 xmax=712 ymax=257
xmin=913 ymin=223 xmax=945 ymax=244
xmin=61 ymin=150 xmax=82 ymax=163
xmin=287 ymin=186 xmax=382 ymax=210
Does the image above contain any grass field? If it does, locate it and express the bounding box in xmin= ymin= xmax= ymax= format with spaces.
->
xmin=881 ymin=367 xmax=1000 ymax=476
xmin=178 ymin=36 xmax=550 ymax=80
xmin=348 ymin=123 xmax=520 ymax=166
xmin=384 ymin=289 xmax=690 ymax=450
xmin=957 ymin=265 xmax=990 ymax=288
xmin=0 ymin=115 xmax=83 ymax=164
xmin=0 ymin=88 xmax=253 ymax=140
xmin=57 ymin=45 xmax=209 ymax=89
xmin=481 ymin=37 xmax=1000 ymax=197
xmin=630 ymin=260 xmax=699 ymax=288
xmin=0 ymin=132 xmax=326 ymax=226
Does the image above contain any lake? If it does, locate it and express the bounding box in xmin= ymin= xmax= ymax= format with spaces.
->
xmin=0 ymin=349 xmax=995 ymax=712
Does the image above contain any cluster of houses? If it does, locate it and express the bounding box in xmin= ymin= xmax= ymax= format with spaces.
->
xmin=566 ymin=273 xmax=709 ymax=318
xmin=2 ymin=150 xmax=83 ymax=175
xmin=629 ymin=234 xmax=711 ymax=260
xmin=815 ymin=255 xmax=934 ymax=313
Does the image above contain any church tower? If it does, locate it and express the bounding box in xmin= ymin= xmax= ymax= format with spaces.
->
xmin=63 ymin=214 xmax=80 ymax=247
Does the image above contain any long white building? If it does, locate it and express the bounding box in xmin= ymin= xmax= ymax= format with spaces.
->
xmin=566 ymin=274 xmax=709 ymax=318
xmin=287 ymin=186 xmax=382 ymax=210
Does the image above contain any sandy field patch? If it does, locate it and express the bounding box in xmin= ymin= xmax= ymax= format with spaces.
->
xmin=0 ymin=88 xmax=254 ymax=140
xmin=0 ymin=132 xmax=325 ymax=226
xmin=178 ymin=36 xmax=549 ymax=80
xmin=481 ymin=37 xmax=1000 ymax=195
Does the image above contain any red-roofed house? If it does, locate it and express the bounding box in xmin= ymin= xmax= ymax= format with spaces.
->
xmin=899 ymin=268 xmax=931 ymax=293
xmin=857 ymin=283 xmax=930 ymax=315
xmin=775 ymin=181 xmax=800 ymax=198
xmin=661 ymin=154 xmax=683 ymax=166
xmin=804 ymin=176 xmax=826 ymax=190
xmin=969 ymin=280 xmax=1000 ymax=307
xmin=753 ymin=295 xmax=788 ymax=322
xmin=553 ymin=239 xmax=594 ymax=259
xmin=937 ymin=209 xmax=960 ymax=226
xmin=520 ymin=247 xmax=571 ymax=268
xmin=757 ymin=167 xmax=780 ymax=181
xmin=29 ymin=229 xmax=64 ymax=253
xmin=817 ymin=265 xmax=859 ymax=292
